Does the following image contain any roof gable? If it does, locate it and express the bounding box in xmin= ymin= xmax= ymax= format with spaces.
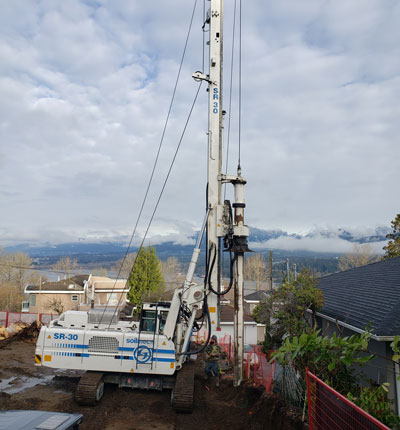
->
xmin=245 ymin=290 xmax=272 ymax=302
xmin=317 ymin=257 xmax=400 ymax=337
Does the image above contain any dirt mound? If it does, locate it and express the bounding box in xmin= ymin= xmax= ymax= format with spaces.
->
xmin=247 ymin=391 xmax=306 ymax=430
xmin=0 ymin=321 xmax=39 ymax=348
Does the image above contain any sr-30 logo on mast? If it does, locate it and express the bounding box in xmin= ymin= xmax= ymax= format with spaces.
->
xmin=213 ymin=88 xmax=219 ymax=114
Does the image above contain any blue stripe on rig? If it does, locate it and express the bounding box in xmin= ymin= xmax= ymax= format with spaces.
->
xmin=152 ymin=357 xmax=175 ymax=362
xmin=154 ymin=349 xmax=175 ymax=354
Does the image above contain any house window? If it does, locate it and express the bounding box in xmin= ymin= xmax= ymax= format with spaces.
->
xmin=71 ymin=295 xmax=79 ymax=302
xmin=29 ymin=295 xmax=36 ymax=307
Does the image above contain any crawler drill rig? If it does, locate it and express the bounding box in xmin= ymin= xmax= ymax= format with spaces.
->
xmin=35 ymin=0 xmax=250 ymax=412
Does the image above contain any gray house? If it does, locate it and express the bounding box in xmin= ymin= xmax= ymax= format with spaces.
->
xmin=315 ymin=256 xmax=400 ymax=415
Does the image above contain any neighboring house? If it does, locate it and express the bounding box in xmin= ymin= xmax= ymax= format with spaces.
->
xmin=22 ymin=274 xmax=128 ymax=314
xmin=82 ymin=275 xmax=128 ymax=309
xmin=23 ymin=277 xmax=86 ymax=314
xmin=192 ymin=304 xmax=258 ymax=345
xmin=217 ymin=305 xmax=258 ymax=345
xmin=244 ymin=290 xmax=272 ymax=313
xmin=314 ymin=257 xmax=400 ymax=415
xmin=244 ymin=290 xmax=272 ymax=343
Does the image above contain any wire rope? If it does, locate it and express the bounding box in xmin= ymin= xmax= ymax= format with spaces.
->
xmin=98 ymin=0 xmax=200 ymax=324
xmin=238 ymin=0 xmax=242 ymax=169
xmin=107 ymin=82 xmax=203 ymax=328
xmin=223 ymin=0 xmax=237 ymax=200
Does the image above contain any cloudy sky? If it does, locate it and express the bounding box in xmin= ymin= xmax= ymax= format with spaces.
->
xmin=1 ymin=0 xmax=399 ymax=250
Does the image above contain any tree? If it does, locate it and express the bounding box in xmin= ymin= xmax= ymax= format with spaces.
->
xmin=338 ymin=244 xmax=378 ymax=271
xmin=112 ymin=253 xmax=137 ymax=278
xmin=51 ymin=257 xmax=80 ymax=279
xmin=244 ymin=253 xmax=268 ymax=291
xmin=0 ymin=252 xmax=43 ymax=310
xmin=127 ymin=247 xmax=165 ymax=310
xmin=253 ymin=268 xmax=324 ymax=349
xmin=46 ymin=297 xmax=65 ymax=314
xmin=271 ymin=329 xmax=374 ymax=395
xmin=0 ymin=252 xmax=39 ymax=292
xmin=161 ymin=257 xmax=184 ymax=290
xmin=0 ymin=284 xmax=26 ymax=311
xmin=383 ymin=214 xmax=400 ymax=259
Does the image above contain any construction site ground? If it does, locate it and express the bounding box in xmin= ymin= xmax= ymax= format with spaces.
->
xmin=0 ymin=338 xmax=305 ymax=430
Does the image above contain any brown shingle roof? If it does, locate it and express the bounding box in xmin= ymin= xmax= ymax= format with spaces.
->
xmin=26 ymin=279 xmax=84 ymax=292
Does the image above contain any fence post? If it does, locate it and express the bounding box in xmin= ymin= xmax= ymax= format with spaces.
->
xmin=306 ymin=367 xmax=313 ymax=430
xmin=5 ymin=311 xmax=9 ymax=328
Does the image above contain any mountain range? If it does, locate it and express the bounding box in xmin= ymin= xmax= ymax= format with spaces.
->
xmin=4 ymin=225 xmax=389 ymax=259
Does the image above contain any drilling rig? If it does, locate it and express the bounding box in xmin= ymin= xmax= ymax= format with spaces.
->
xmin=35 ymin=0 xmax=250 ymax=411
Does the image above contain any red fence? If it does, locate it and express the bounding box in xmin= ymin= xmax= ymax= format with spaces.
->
xmin=306 ymin=368 xmax=391 ymax=430
xmin=0 ymin=311 xmax=57 ymax=328
xmin=244 ymin=344 xmax=275 ymax=392
xmin=219 ymin=335 xmax=275 ymax=392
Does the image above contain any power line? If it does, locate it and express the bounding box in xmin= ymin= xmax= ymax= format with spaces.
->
xmin=107 ymin=82 xmax=203 ymax=327
xmin=224 ymin=0 xmax=237 ymax=197
xmin=238 ymin=0 xmax=242 ymax=169
xmin=0 ymin=263 xmax=75 ymax=276
xmin=98 ymin=0 xmax=200 ymax=323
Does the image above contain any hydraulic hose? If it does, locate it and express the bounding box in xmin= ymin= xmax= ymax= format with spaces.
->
xmin=207 ymin=245 xmax=236 ymax=296
xmin=180 ymin=296 xmax=212 ymax=355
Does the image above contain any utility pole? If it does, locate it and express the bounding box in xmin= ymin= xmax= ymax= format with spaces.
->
xmin=37 ymin=276 xmax=42 ymax=326
xmin=269 ymin=251 xmax=273 ymax=290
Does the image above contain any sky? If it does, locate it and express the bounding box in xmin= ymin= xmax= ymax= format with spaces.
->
xmin=0 ymin=0 xmax=399 ymax=251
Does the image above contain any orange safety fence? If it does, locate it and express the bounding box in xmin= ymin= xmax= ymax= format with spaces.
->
xmin=217 ymin=335 xmax=275 ymax=392
xmin=306 ymin=368 xmax=391 ymax=430
xmin=243 ymin=344 xmax=275 ymax=392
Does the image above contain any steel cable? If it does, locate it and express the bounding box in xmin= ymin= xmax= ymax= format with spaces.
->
xmin=98 ymin=0 xmax=200 ymax=325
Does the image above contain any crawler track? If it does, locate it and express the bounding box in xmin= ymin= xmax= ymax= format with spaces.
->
xmin=172 ymin=363 xmax=195 ymax=413
xmin=74 ymin=371 xmax=104 ymax=406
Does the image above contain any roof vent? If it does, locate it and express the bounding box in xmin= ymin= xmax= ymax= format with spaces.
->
xmin=68 ymin=284 xmax=75 ymax=289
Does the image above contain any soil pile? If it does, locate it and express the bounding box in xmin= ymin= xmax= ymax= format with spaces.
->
xmin=0 ymin=321 xmax=40 ymax=349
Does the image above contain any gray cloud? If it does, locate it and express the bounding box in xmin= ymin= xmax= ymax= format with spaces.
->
xmin=0 ymin=1 xmax=399 ymax=248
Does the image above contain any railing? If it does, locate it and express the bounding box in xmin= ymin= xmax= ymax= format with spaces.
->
xmin=306 ymin=368 xmax=391 ymax=430
xmin=0 ymin=311 xmax=58 ymax=328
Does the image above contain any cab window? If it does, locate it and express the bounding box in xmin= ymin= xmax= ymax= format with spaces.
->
xmin=140 ymin=310 xmax=156 ymax=332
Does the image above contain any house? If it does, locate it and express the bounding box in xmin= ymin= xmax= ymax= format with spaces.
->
xmin=22 ymin=274 xmax=129 ymax=314
xmin=315 ymin=257 xmax=400 ymax=415
xmin=217 ymin=304 xmax=258 ymax=345
xmin=81 ymin=275 xmax=128 ymax=309
xmin=244 ymin=290 xmax=272 ymax=343
xmin=23 ymin=277 xmax=86 ymax=314
xmin=244 ymin=290 xmax=272 ymax=313
xmin=191 ymin=304 xmax=258 ymax=345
